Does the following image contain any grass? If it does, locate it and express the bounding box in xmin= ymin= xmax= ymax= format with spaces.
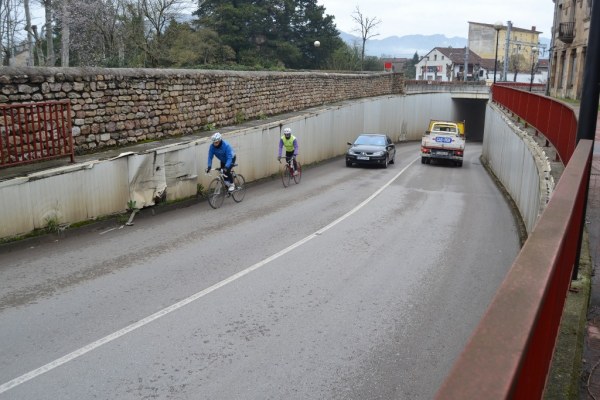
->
xmin=234 ymin=111 xmax=246 ymax=124
xmin=44 ymin=215 xmax=60 ymax=234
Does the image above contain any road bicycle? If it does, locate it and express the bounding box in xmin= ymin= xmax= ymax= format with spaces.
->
xmin=206 ymin=165 xmax=246 ymax=209
xmin=278 ymin=156 xmax=302 ymax=187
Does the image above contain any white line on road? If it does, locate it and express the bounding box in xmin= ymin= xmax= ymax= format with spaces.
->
xmin=0 ymin=157 xmax=418 ymax=394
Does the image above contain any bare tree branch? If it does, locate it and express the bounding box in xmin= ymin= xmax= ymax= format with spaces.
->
xmin=351 ymin=6 xmax=380 ymax=71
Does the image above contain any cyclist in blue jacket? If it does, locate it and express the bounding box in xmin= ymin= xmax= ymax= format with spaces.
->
xmin=206 ymin=132 xmax=237 ymax=191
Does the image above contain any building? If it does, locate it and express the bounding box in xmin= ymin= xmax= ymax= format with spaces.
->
xmin=548 ymin=0 xmax=593 ymax=99
xmin=468 ymin=21 xmax=543 ymax=82
xmin=415 ymin=47 xmax=489 ymax=82
xmin=382 ymin=58 xmax=409 ymax=73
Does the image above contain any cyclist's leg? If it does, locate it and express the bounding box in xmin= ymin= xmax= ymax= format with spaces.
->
xmin=286 ymin=151 xmax=297 ymax=173
xmin=220 ymin=161 xmax=231 ymax=184
xmin=286 ymin=151 xmax=295 ymax=169
xmin=223 ymin=155 xmax=236 ymax=184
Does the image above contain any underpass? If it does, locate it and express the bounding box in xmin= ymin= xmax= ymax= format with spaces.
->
xmin=0 ymin=142 xmax=521 ymax=399
xmin=0 ymin=79 xmax=588 ymax=398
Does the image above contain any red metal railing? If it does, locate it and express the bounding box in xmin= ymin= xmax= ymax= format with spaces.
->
xmin=436 ymin=139 xmax=592 ymax=399
xmin=0 ymin=100 xmax=74 ymax=168
xmin=436 ymin=84 xmax=591 ymax=399
xmin=496 ymin=81 xmax=547 ymax=92
xmin=492 ymin=85 xmax=578 ymax=163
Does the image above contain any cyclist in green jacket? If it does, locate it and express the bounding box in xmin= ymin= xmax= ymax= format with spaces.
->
xmin=277 ymin=128 xmax=299 ymax=175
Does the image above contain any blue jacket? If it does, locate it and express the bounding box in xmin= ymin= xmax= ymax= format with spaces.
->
xmin=207 ymin=139 xmax=235 ymax=169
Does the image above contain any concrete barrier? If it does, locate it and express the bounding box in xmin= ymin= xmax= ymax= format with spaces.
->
xmin=3 ymin=91 xmax=548 ymax=241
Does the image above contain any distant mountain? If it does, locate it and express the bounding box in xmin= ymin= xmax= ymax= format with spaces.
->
xmin=340 ymin=32 xmax=552 ymax=59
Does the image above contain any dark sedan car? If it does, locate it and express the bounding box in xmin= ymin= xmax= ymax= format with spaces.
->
xmin=345 ymin=133 xmax=396 ymax=168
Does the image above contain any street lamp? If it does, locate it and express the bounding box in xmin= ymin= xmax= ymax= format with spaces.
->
xmin=493 ymin=22 xmax=503 ymax=84
xmin=529 ymin=47 xmax=538 ymax=92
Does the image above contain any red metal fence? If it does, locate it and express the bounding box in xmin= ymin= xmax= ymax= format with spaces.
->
xmin=492 ymin=85 xmax=578 ymax=163
xmin=0 ymin=100 xmax=74 ymax=168
xmin=436 ymin=140 xmax=592 ymax=399
xmin=436 ymin=84 xmax=591 ymax=399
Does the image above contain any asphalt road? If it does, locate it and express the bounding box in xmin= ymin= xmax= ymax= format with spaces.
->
xmin=0 ymin=142 xmax=520 ymax=400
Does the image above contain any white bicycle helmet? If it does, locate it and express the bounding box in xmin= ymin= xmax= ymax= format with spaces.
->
xmin=211 ymin=132 xmax=222 ymax=143
xmin=283 ymin=128 xmax=292 ymax=137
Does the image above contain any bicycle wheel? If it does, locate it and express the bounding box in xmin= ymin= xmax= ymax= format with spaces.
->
xmin=281 ymin=164 xmax=291 ymax=187
xmin=293 ymin=161 xmax=302 ymax=184
xmin=232 ymin=174 xmax=246 ymax=203
xmin=207 ymin=178 xmax=226 ymax=209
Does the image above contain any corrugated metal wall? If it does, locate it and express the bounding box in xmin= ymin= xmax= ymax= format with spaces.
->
xmin=3 ymin=93 xmax=527 ymax=240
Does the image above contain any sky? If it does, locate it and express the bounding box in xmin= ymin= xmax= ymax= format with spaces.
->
xmin=317 ymin=0 xmax=555 ymax=39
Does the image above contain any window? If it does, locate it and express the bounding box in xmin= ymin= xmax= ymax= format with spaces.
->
xmin=434 ymin=55 xmax=437 ymax=61
xmin=567 ymin=51 xmax=576 ymax=88
xmin=559 ymin=51 xmax=566 ymax=88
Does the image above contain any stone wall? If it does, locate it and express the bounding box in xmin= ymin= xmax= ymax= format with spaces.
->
xmin=0 ymin=67 xmax=404 ymax=153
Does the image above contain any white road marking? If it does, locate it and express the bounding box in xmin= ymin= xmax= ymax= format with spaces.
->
xmin=0 ymin=157 xmax=418 ymax=394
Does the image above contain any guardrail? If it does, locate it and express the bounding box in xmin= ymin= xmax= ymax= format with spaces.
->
xmin=492 ymin=85 xmax=578 ymax=163
xmin=436 ymin=85 xmax=591 ymax=398
xmin=496 ymin=81 xmax=547 ymax=94
xmin=404 ymin=80 xmax=490 ymax=94
xmin=0 ymin=100 xmax=74 ymax=168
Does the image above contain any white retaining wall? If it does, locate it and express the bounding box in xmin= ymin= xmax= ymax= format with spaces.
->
xmin=482 ymin=102 xmax=553 ymax=233
xmin=3 ymin=92 xmax=545 ymax=240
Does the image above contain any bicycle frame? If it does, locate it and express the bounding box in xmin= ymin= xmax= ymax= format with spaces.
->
xmin=206 ymin=166 xmax=246 ymax=209
xmin=279 ymin=157 xmax=301 ymax=187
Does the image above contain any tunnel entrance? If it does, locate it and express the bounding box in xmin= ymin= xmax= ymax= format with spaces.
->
xmin=452 ymin=98 xmax=488 ymax=142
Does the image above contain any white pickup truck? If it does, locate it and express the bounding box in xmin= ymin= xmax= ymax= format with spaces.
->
xmin=420 ymin=120 xmax=465 ymax=167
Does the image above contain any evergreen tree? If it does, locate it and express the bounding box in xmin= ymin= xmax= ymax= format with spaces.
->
xmin=404 ymin=51 xmax=419 ymax=79
xmin=195 ymin=0 xmax=342 ymax=69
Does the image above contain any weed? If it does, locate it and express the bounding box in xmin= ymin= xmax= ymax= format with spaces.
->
xmin=44 ymin=215 xmax=60 ymax=233
xmin=127 ymin=199 xmax=137 ymax=211
xmin=234 ymin=111 xmax=246 ymax=124
xmin=116 ymin=214 xmax=129 ymax=225
xmin=197 ymin=183 xmax=204 ymax=196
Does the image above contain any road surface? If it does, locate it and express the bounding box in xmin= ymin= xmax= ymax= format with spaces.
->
xmin=0 ymin=142 xmax=520 ymax=399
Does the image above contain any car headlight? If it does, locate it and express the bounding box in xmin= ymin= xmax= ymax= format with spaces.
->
xmin=348 ymin=150 xmax=357 ymax=155
xmin=372 ymin=151 xmax=384 ymax=156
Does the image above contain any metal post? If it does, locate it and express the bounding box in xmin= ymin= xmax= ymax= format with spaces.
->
xmin=464 ymin=46 xmax=469 ymax=81
xmin=529 ymin=47 xmax=538 ymax=92
xmin=502 ymin=21 xmax=512 ymax=81
xmin=493 ymin=25 xmax=501 ymax=84
xmin=574 ymin=0 xmax=600 ymax=278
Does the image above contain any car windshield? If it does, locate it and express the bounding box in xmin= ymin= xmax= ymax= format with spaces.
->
xmin=355 ymin=135 xmax=385 ymax=146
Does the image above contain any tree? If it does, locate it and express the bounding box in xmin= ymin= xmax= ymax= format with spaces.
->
xmin=50 ymin=0 xmax=125 ymax=67
xmin=289 ymin=0 xmax=340 ymax=69
xmin=23 ymin=0 xmax=34 ymax=65
xmin=326 ymin=42 xmax=361 ymax=71
xmin=195 ymin=0 xmax=342 ymax=69
xmin=509 ymin=53 xmax=525 ymax=82
xmin=140 ymin=0 xmax=189 ymax=66
xmin=160 ymin=20 xmax=233 ymax=67
xmin=362 ymin=55 xmax=382 ymax=71
xmin=38 ymin=0 xmax=55 ymax=65
xmin=401 ymin=51 xmax=419 ymax=79
xmin=195 ymin=0 xmax=264 ymax=64
xmin=59 ymin=0 xmax=68 ymax=66
xmin=0 ymin=0 xmax=23 ymax=65
xmin=350 ymin=6 xmax=380 ymax=71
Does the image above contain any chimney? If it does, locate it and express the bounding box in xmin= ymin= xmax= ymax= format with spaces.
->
xmin=532 ymin=26 xmax=536 ymax=31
